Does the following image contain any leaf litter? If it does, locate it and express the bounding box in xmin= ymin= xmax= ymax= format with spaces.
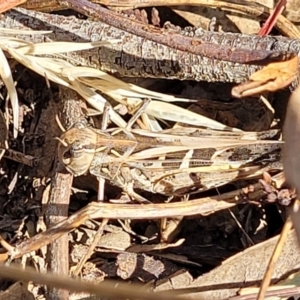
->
xmin=0 ymin=2 xmax=298 ymax=300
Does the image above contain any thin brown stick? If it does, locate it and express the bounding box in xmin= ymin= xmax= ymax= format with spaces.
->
xmin=89 ymin=0 xmax=300 ymax=38
xmin=21 ymin=0 xmax=300 ymax=37
xmin=45 ymin=87 xmax=86 ymax=299
xmin=73 ymin=218 xmax=108 ymax=276
xmin=230 ymin=286 xmax=300 ymax=300
xmin=3 ymin=149 xmax=37 ymax=167
xmin=59 ymin=0 xmax=294 ymax=64
xmin=257 ymin=205 xmax=295 ymax=300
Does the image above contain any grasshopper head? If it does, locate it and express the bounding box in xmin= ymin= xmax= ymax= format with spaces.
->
xmin=57 ymin=127 xmax=98 ymax=176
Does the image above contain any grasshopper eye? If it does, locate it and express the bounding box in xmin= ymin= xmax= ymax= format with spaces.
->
xmin=63 ymin=157 xmax=71 ymax=165
xmin=57 ymin=141 xmax=73 ymax=166
xmin=63 ymin=149 xmax=72 ymax=160
xmin=61 ymin=148 xmax=71 ymax=165
xmin=61 ymin=142 xmax=84 ymax=164
xmin=69 ymin=141 xmax=84 ymax=158
xmin=56 ymin=127 xmax=97 ymax=177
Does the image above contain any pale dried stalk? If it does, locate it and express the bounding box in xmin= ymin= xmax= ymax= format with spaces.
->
xmin=0 ymin=264 xmax=189 ymax=300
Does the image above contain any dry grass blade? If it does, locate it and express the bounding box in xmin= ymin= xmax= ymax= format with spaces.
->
xmin=66 ymin=69 xmax=233 ymax=130
xmin=0 ymin=29 xmax=237 ymax=131
xmin=0 ymin=49 xmax=18 ymax=138
xmin=137 ymin=127 xmax=280 ymax=140
xmin=77 ymin=73 xmax=192 ymax=102
xmin=16 ymin=40 xmax=119 ymax=55
xmin=0 ymin=37 xmax=128 ymax=127
xmin=145 ymin=101 xmax=239 ymax=131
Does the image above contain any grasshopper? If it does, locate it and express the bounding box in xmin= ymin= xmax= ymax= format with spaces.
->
xmin=57 ymin=124 xmax=282 ymax=201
